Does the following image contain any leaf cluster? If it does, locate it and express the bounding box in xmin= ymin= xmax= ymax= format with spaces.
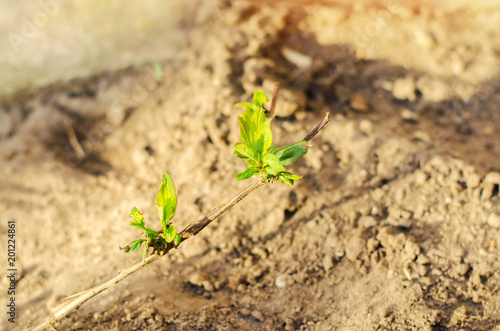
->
xmin=123 ymin=174 xmax=181 ymax=262
xmin=234 ymin=90 xmax=308 ymax=186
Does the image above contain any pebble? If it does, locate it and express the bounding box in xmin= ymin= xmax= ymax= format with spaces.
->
xmin=484 ymin=172 xmax=500 ymax=184
xmin=188 ymin=272 xmax=214 ymax=292
xmin=413 ymin=130 xmax=432 ymax=144
xmin=416 ymin=254 xmax=431 ymax=265
xmin=482 ymin=183 xmax=497 ymax=200
xmin=281 ymin=46 xmax=313 ymax=68
xmin=345 ymin=235 xmax=365 ymax=262
xmin=275 ymin=274 xmax=292 ymax=288
xmin=413 ymin=263 xmax=427 ymax=277
xmin=453 ymin=263 xmax=470 ymax=276
xmin=402 ymin=240 xmax=421 ymax=262
xmin=251 ymin=310 xmax=264 ymax=322
xmin=358 ymin=215 xmax=377 ymax=228
xmin=419 ymin=276 xmax=434 ymax=286
xmin=450 ymin=246 xmax=466 ymax=262
xmin=323 ymin=254 xmax=334 ymax=271
xmin=285 ymin=317 xmax=295 ymax=331
xmin=411 ymin=283 xmax=424 ymax=299
xmin=466 ymin=173 xmax=481 ymax=189
xmin=202 ymin=280 xmax=215 ymax=292
xmin=277 ymin=89 xmax=306 ymax=117
xmin=487 ymin=213 xmax=500 ymax=228
xmin=359 ymin=119 xmax=373 ymax=134
xmin=392 ymin=76 xmax=416 ymax=101
xmin=350 ymin=93 xmax=369 ymax=112
xmin=401 ymin=109 xmax=419 ymax=123
xmin=416 ymin=76 xmax=449 ymax=102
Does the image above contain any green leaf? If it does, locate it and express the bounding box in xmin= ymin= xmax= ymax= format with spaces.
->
xmin=253 ymin=90 xmax=269 ymax=107
xmin=245 ymin=158 xmax=259 ymax=168
xmin=234 ymin=142 xmax=258 ymax=163
xmin=174 ymin=233 xmax=182 ymax=246
xmin=238 ymin=114 xmax=254 ymax=148
xmin=236 ymin=167 xmax=258 ymax=180
xmin=161 ymin=173 xmax=177 ymax=222
xmin=264 ymin=167 xmax=277 ymax=175
xmin=128 ymin=239 xmax=146 ymax=252
xmin=254 ymin=118 xmax=273 ymax=156
xmin=272 ymin=141 xmax=308 ymax=166
xmin=280 ymin=176 xmax=294 ymax=186
xmin=164 ymin=225 xmax=176 ymax=243
xmin=263 ymin=153 xmax=285 ymax=173
xmin=129 ymin=207 xmax=146 ymax=230
xmin=129 ymin=206 xmax=144 ymax=222
xmin=156 ymin=173 xmax=177 ymax=233
xmin=236 ymin=102 xmax=254 ymax=109
xmin=144 ymin=228 xmax=159 ymax=239
xmin=251 ymin=108 xmax=266 ymax=127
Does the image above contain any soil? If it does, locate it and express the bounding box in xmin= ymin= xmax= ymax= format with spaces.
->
xmin=1 ymin=1 xmax=500 ymax=330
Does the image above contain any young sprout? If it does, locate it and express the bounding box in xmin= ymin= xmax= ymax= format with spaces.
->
xmin=234 ymin=90 xmax=307 ymax=186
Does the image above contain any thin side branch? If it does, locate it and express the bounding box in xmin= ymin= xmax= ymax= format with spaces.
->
xmin=29 ymin=112 xmax=330 ymax=331
xmin=268 ymin=82 xmax=280 ymax=119
xmin=303 ymin=112 xmax=330 ymax=142
xmin=181 ymin=176 xmax=267 ymax=238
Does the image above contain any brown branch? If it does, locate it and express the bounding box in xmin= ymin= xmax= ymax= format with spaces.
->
xmin=303 ymin=112 xmax=330 ymax=142
xmin=269 ymin=82 xmax=280 ymax=119
xmin=181 ymin=176 xmax=267 ymax=239
xmin=29 ymin=112 xmax=330 ymax=331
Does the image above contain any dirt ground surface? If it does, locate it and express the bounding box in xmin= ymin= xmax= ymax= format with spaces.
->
xmin=1 ymin=0 xmax=500 ymax=330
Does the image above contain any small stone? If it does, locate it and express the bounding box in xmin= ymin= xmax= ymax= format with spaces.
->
xmin=350 ymin=93 xmax=369 ymax=112
xmin=275 ymin=274 xmax=292 ymax=288
xmin=345 ymin=234 xmax=365 ymax=262
xmin=482 ymin=183 xmax=497 ymax=200
xmin=202 ymin=280 xmax=215 ymax=292
xmin=335 ymin=249 xmax=345 ymax=258
xmin=416 ymin=254 xmax=431 ymax=265
xmin=416 ymin=76 xmax=449 ymax=102
xmin=358 ymin=215 xmax=377 ymax=228
xmin=402 ymin=240 xmax=421 ymax=263
xmin=188 ymin=271 xmax=213 ymax=291
xmin=413 ymin=263 xmax=427 ymax=277
xmin=401 ymin=109 xmax=419 ymax=123
xmin=453 ymin=263 xmax=470 ymax=276
xmin=285 ymin=317 xmax=295 ymax=331
xmin=484 ymin=172 xmax=500 ymax=184
xmin=419 ymin=277 xmax=434 ymax=286
xmin=450 ymin=246 xmax=466 ymax=262
xmin=366 ymin=237 xmax=379 ymax=253
xmin=281 ymin=47 xmax=313 ymax=68
xmin=359 ymin=119 xmax=373 ymax=134
xmin=466 ymin=173 xmax=481 ymax=189
xmin=411 ymin=283 xmax=423 ymax=299
xmin=447 ymin=305 xmax=470 ymax=327
xmin=414 ymin=171 xmax=428 ymax=185
xmin=487 ymin=213 xmax=500 ymax=228
xmin=323 ymin=254 xmax=334 ymax=271
xmin=392 ymin=76 xmax=416 ymax=101
xmin=251 ymin=310 xmax=264 ymax=322
xmin=413 ymin=130 xmax=432 ymax=144
xmin=276 ymin=89 xmax=306 ymax=117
